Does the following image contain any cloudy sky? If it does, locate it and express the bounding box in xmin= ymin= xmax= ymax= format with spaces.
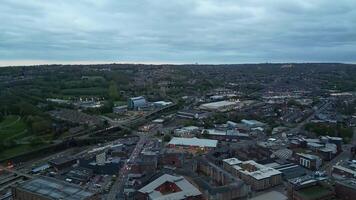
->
xmin=0 ymin=0 xmax=355 ymax=65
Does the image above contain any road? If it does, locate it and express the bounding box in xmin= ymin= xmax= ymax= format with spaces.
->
xmin=0 ymin=165 xmax=33 ymax=179
xmin=107 ymin=135 xmax=147 ymax=200
xmin=322 ymin=127 xmax=356 ymax=175
xmin=287 ymin=100 xmax=331 ymax=135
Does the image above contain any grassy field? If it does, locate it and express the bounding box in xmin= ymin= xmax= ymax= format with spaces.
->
xmin=0 ymin=115 xmax=56 ymax=160
xmin=0 ymin=115 xmax=28 ymax=141
xmin=0 ymin=115 xmax=32 ymax=160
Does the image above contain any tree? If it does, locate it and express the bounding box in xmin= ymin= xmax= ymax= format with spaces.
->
xmin=108 ymin=81 xmax=120 ymax=101
xmin=163 ymin=134 xmax=172 ymax=142
xmin=201 ymin=130 xmax=210 ymax=138
xmin=155 ymin=130 xmax=162 ymax=137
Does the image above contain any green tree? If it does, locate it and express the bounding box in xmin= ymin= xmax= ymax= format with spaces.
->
xmin=108 ymin=81 xmax=120 ymax=101
xmin=163 ymin=134 xmax=172 ymax=142
xmin=201 ymin=130 xmax=210 ymax=138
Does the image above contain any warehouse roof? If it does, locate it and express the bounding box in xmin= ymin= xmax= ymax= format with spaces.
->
xmin=138 ymin=174 xmax=202 ymax=200
xmin=168 ymin=137 xmax=218 ymax=148
xmin=199 ymin=101 xmax=237 ymax=110
xmin=15 ymin=177 xmax=95 ymax=200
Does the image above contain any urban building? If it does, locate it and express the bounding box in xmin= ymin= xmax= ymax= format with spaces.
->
xmin=274 ymin=163 xmax=306 ymax=180
xmin=241 ymin=119 xmax=266 ymax=128
xmin=49 ymin=157 xmax=77 ymax=171
xmin=199 ymin=100 xmax=237 ymax=112
xmin=191 ymin=158 xmax=250 ymax=200
xmin=174 ymin=126 xmax=200 ymax=138
xmin=153 ymin=101 xmax=172 ymax=108
xmin=128 ymin=96 xmax=147 ymax=110
xmin=136 ymin=174 xmax=203 ymax=200
xmin=95 ymin=152 xmax=106 ymax=165
xmin=203 ymin=129 xmax=249 ymax=141
xmin=159 ymin=149 xmax=185 ymax=168
xmin=332 ymin=160 xmax=356 ymax=178
xmin=223 ymin=158 xmax=282 ymax=191
xmin=335 ymin=179 xmax=356 ymax=200
xmin=177 ymin=110 xmax=209 ymax=120
xmin=12 ymin=177 xmax=98 ymax=200
xmin=287 ymin=175 xmax=334 ymax=200
xmin=113 ymin=105 xmax=127 ymax=114
xmin=168 ymin=137 xmax=218 ymax=154
xmin=296 ymin=153 xmax=322 ymax=170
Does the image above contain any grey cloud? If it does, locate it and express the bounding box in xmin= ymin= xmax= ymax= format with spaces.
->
xmin=0 ymin=0 xmax=355 ymax=64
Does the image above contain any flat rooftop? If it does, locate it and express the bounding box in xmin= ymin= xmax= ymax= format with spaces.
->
xmin=138 ymin=174 xmax=202 ymax=200
xmin=199 ymin=101 xmax=237 ymax=110
xmin=223 ymin=159 xmax=282 ymax=180
xmin=49 ymin=156 xmax=76 ymax=165
xmin=15 ymin=177 xmax=95 ymax=200
xmin=297 ymin=153 xmax=321 ymax=161
xmin=169 ymin=137 xmax=218 ymax=148
xmin=337 ymin=179 xmax=356 ymax=189
xmin=223 ymin=158 xmax=242 ymax=166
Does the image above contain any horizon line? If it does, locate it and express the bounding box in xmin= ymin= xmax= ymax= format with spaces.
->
xmin=0 ymin=60 xmax=355 ymax=67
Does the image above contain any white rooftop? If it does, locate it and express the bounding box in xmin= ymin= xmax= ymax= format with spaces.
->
xmin=333 ymin=165 xmax=356 ymax=177
xmin=307 ymin=142 xmax=324 ymax=148
xmin=206 ymin=129 xmax=226 ymax=136
xmin=199 ymin=101 xmax=237 ymax=110
xmin=138 ymin=174 xmax=202 ymax=200
xmin=154 ymin=101 xmax=173 ymax=106
xmin=182 ymin=126 xmax=200 ymax=131
xmin=241 ymin=119 xmax=265 ymax=126
xmin=223 ymin=158 xmax=242 ymax=166
xmin=168 ymin=137 xmax=218 ymax=148
xmin=223 ymin=158 xmax=282 ymax=180
xmin=297 ymin=153 xmax=321 ymax=160
xmin=239 ymin=160 xmax=282 ymax=180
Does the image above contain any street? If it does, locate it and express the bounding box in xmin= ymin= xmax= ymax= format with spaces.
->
xmin=107 ymin=135 xmax=147 ymax=200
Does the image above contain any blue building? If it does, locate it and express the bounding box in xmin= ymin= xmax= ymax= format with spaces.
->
xmin=128 ymin=96 xmax=147 ymax=110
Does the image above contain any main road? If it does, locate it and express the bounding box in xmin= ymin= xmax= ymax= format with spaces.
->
xmin=106 ymin=135 xmax=147 ymax=200
xmin=322 ymin=127 xmax=356 ymax=175
xmin=287 ymin=100 xmax=331 ymax=135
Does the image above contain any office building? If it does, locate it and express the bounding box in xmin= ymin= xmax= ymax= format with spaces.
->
xmin=296 ymin=153 xmax=322 ymax=170
xmin=168 ymin=137 xmax=218 ymax=154
xmin=223 ymin=158 xmax=282 ymax=191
